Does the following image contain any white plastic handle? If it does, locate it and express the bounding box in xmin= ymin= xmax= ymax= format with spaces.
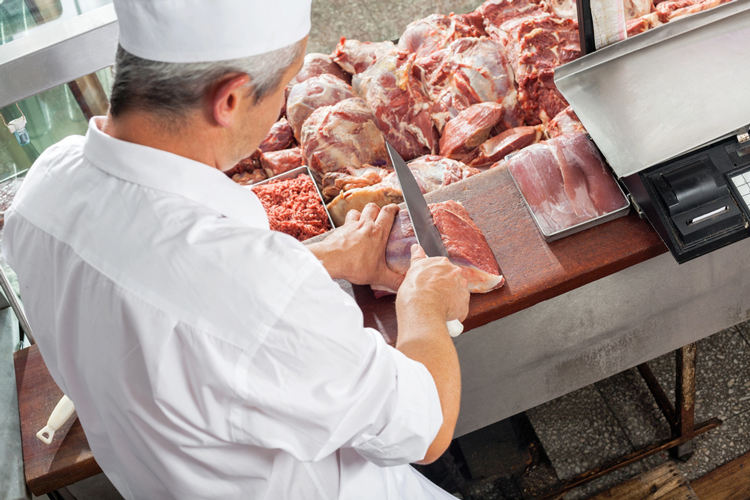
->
xmin=36 ymin=395 xmax=75 ymax=445
xmin=447 ymin=319 xmax=464 ymax=337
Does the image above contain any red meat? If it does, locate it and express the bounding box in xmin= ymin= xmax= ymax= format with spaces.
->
xmin=468 ymin=125 xmax=541 ymax=167
xmin=331 ymin=37 xmax=397 ymax=75
xmin=300 ymin=97 xmax=390 ymax=174
xmin=286 ymin=74 xmax=355 ymax=140
xmin=439 ymin=102 xmax=507 ymax=160
xmin=288 ymin=53 xmax=351 ymax=88
xmin=352 ymin=51 xmax=438 ymax=160
xmin=545 ymin=106 xmax=586 ymax=138
xmin=398 ymin=13 xmax=483 ymax=58
xmin=259 ymin=147 xmax=305 ymax=178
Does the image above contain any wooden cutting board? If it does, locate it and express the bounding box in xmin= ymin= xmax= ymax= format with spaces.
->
xmin=348 ymin=165 xmax=666 ymax=344
xmin=13 ymin=345 xmax=101 ymax=495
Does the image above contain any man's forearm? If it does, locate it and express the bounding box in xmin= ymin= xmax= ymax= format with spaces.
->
xmin=396 ymin=301 xmax=461 ymax=464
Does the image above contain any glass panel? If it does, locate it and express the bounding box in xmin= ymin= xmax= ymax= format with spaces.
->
xmin=0 ymin=0 xmax=113 ymax=46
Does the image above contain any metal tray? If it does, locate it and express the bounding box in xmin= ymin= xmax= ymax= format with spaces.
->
xmin=247 ymin=166 xmax=336 ymax=231
xmin=508 ymin=165 xmax=631 ymax=242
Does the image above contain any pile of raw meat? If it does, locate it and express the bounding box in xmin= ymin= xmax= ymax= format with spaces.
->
xmin=251 ymin=174 xmax=331 ymax=241
xmin=230 ymin=0 xmax=727 ymax=233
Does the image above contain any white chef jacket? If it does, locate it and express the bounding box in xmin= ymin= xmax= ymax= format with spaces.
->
xmin=2 ymin=117 xmax=454 ymax=500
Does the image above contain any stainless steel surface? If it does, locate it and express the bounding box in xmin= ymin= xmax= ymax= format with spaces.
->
xmin=554 ymin=0 xmax=750 ymax=178
xmin=508 ymin=167 xmax=631 ymax=241
xmin=0 ymin=5 xmax=118 ymax=108
xmin=0 ymin=266 xmax=34 ymax=344
xmin=386 ymin=143 xmax=449 ymax=259
xmin=248 ymin=166 xmax=336 ymax=230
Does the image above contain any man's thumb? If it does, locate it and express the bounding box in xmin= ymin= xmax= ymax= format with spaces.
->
xmin=410 ymin=243 xmax=426 ymax=262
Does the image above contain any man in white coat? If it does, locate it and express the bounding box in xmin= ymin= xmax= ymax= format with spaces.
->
xmin=2 ymin=1 xmax=470 ymax=499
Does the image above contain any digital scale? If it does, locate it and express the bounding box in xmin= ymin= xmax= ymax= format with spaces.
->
xmin=555 ymin=0 xmax=750 ymax=263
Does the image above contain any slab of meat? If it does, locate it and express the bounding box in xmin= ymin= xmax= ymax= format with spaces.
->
xmin=379 ymin=200 xmax=504 ymax=294
xmin=398 ymin=13 xmax=483 ymax=58
xmin=450 ymin=11 xmax=488 ymax=36
xmin=332 ymin=38 xmax=397 ymax=75
xmin=467 ymin=125 xmax=542 ymax=167
xmin=286 ymin=74 xmax=355 ymax=140
xmin=225 ymin=119 xmax=294 ymax=178
xmin=259 ymin=147 xmax=305 ymax=178
xmin=656 ymin=0 xmax=732 ymax=21
xmin=353 ymin=51 xmax=438 ymax=160
xmin=508 ymin=133 xmax=627 ymax=235
xmin=232 ymin=169 xmax=267 ymax=186
xmin=288 ymin=53 xmax=351 ymax=88
xmin=415 ymin=37 xmax=522 ymax=133
xmin=439 ymin=102 xmax=507 ymax=160
xmin=300 ymin=97 xmax=390 ymax=175
xmin=545 ymin=106 xmax=586 ymax=138
xmin=478 ymin=0 xmax=551 ymax=38
xmin=326 ymin=156 xmax=479 ymax=226
xmin=252 ymin=173 xmax=331 ymax=241
xmin=495 ymin=14 xmax=581 ymax=125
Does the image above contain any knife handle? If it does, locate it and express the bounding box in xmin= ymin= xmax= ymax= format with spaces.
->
xmin=36 ymin=395 xmax=75 ymax=445
xmin=447 ymin=319 xmax=464 ymax=338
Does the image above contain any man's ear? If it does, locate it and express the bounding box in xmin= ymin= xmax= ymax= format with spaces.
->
xmin=210 ymin=73 xmax=252 ymax=128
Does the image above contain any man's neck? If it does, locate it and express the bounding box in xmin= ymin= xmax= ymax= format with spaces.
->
xmin=101 ymin=112 xmax=223 ymax=170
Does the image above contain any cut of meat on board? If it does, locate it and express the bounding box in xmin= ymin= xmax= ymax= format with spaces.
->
xmin=286 ymin=74 xmax=355 ymax=140
xmin=259 ymin=147 xmax=305 ymax=178
xmin=252 ymin=173 xmax=331 ymax=242
xmin=468 ymin=125 xmax=541 ymax=167
xmin=545 ymin=106 xmax=586 ymax=139
xmin=439 ymin=102 xmax=507 ymax=161
xmin=494 ymin=14 xmax=580 ymax=125
xmin=377 ymin=200 xmax=504 ymax=295
xmin=325 ymin=156 xmax=478 ymax=226
xmin=508 ymin=133 xmax=628 ymax=235
xmin=415 ymin=37 xmax=522 ymax=133
xmin=398 ymin=13 xmax=483 ymax=58
xmin=353 ymin=51 xmax=439 ymax=160
xmin=320 ymin=166 xmax=391 ymax=202
xmin=332 ymin=38 xmax=397 ymax=75
xmin=300 ymin=97 xmax=391 ymax=175
xmin=287 ymin=53 xmax=352 ymax=89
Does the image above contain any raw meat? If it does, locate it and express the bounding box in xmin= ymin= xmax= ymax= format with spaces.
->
xmin=332 ymin=38 xmax=397 ymax=75
xmin=320 ymin=166 xmax=390 ymax=202
xmin=479 ymin=0 xmax=551 ymax=38
xmin=225 ymin=119 xmax=294 ymax=178
xmin=380 ymin=200 xmax=504 ymax=294
xmin=252 ymin=174 xmax=331 ymax=241
xmin=300 ymin=97 xmax=391 ymax=175
xmin=450 ymin=11 xmax=488 ymax=36
xmin=415 ymin=37 xmax=522 ymax=133
xmin=439 ymin=102 xmax=507 ymax=160
xmin=545 ymin=107 xmax=586 ymax=138
xmin=325 ymin=156 xmax=479 ymax=226
xmin=398 ymin=13 xmax=483 ymax=58
xmin=353 ymin=51 xmax=439 ymax=160
xmin=493 ymin=14 xmax=581 ymax=125
xmin=624 ymin=0 xmax=654 ymax=20
xmin=232 ymin=169 xmax=267 ymax=186
xmin=259 ymin=147 xmax=305 ymax=178
xmin=508 ymin=133 xmax=627 ymax=235
xmin=288 ymin=53 xmax=351 ymax=88
xmin=286 ymin=74 xmax=355 ymax=140
xmin=626 ymin=12 xmax=664 ymax=35
xmin=468 ymin=125 xmax=541 ymax=167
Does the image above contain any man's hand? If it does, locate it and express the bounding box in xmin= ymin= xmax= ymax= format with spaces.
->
xmin=306 ymin=203 xmax=404 ymax=291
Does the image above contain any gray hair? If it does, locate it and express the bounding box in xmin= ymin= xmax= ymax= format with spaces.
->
xmin=108 ymin=41 xmax=304 ymax=119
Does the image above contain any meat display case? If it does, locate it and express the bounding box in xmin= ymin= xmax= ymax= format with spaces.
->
xmin=556 ymin=0 xmax=750 ymax=262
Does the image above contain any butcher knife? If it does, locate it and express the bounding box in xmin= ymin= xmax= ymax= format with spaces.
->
xmin=385 ymin=143 xmax=464 ymax=337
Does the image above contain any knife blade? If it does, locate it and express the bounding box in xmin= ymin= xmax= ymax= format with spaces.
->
xmin=386 ymin=143 xmax=464 ymax=337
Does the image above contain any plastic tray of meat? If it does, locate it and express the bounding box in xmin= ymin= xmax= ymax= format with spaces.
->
xmin=249 ymin=166 xmax=336 ymax=239
xmin=506 ymin=134 xmax=631 ymax=242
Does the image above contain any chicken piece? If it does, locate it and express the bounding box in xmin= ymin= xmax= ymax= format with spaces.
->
xmin=286 ymin=74 xmax=355 ymax=140
xmin=439 ymin=102 xmax=507 ymax=161
xmin=468 ymin=126 xmax=542 ymax=168
xmin=414 ymin=37 xmax=522 ymax=133
xmin=320 ymin=166 xmax=390 ymax=202
xmin=496 ymin=14 xmax=581 ymax=125
xmin=379 ymin=200 xmax=504 ymax=294
xmin=325 ymin=156 xmax=479 ymax=226
xmin=288 ymin=53 xmax=351 ymax=88
xmin=398 ymin=13 xmax=483 ymax=58
xmin=353 ymin=51 xmax=439 ymax=160
xmin=259 ymin=147 xmax=305 ymax=178
xmin=545 ymin=106 xmax=586 ymax=138
xmin=331 ymin=38 xmax=397 ymax=75
xmin=300 ymin=97 xmax=390 ymax=175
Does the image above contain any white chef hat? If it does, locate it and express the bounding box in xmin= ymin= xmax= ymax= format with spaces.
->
xmin=114 ymin=0 xmax=312 ymax=63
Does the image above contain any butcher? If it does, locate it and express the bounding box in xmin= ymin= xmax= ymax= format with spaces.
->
xmin=2 ymin=1 xmax=470 ymax=499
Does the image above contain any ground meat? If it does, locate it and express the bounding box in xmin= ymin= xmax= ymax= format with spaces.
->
xmin=252 ymin=174 xmax=331 ymax=241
